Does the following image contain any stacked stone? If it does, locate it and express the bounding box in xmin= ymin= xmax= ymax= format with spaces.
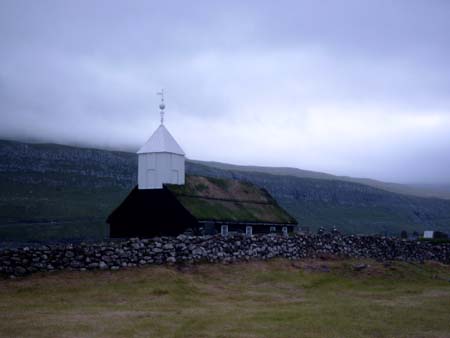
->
xmin=1 ymin=234 xmax=449 ymax=278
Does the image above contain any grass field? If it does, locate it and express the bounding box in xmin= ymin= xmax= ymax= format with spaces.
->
xmin=0 ymin=259 xmax=450 ymax=338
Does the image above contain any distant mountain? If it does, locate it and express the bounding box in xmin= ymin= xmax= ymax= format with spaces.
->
xmin=1 ymin=139 xmax=450 ymax=241
xmin=189 ymin=160 xmax=450 ymax=200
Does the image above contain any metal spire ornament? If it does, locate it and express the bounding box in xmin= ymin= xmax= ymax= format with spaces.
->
xmin=157 ymin=89 xmax=165 ymax=124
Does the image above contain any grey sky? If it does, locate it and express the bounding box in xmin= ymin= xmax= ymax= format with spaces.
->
xmin=1 ymin=0 xmax=449 ymax=183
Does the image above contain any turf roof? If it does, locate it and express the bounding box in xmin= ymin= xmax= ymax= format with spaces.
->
xmin=166 ymin=176 xmax=297 ymax=224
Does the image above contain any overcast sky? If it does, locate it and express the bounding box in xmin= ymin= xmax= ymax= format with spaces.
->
xmin=1 ymin=0 xmax=449 ymax=183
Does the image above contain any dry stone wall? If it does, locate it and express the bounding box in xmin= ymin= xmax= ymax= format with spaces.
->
xmin=1 ymin=233 xmax=449 ymax=278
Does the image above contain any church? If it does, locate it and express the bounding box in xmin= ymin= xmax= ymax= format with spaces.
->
xmin=107 ymin=93 xmax=298 ymax=238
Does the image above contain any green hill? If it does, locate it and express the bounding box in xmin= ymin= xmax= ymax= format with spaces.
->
xmin=1 ymin=139 xmax=450 ymax=240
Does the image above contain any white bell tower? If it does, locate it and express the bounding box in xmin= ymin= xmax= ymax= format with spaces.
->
xmin=137 ymin=90 xmax=185 ymax=190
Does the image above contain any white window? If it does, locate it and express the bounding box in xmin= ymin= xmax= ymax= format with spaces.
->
xmin=245 ymin=226 xmax=253 ymax=237
xmin=282 ymin=227 xmax=288 ymax=236
xmin=221 ymin=224 xmax=228 ymax=237
xmin=424 ymin=231 xmax=434 ymax=239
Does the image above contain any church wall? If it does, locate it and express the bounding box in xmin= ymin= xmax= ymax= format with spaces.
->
xmin=138 ymin=152 xmax=185 ymax=189
xmin=108 ymin=186 xmax=198 ymax=238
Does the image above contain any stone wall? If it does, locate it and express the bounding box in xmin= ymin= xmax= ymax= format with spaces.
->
xmin=1 ymin=233 xmax=449 ymax=278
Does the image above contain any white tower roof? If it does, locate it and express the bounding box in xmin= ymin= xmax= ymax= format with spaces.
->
xmin=137 ymin=124 xmax=185 ymax=155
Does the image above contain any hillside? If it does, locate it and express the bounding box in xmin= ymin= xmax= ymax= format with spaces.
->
xmin=187 ymin=163 xmax=450 ymax=235
xmin=1 ymin=139 xmax=450 ymax=240
xmin=189 ymin=160 xmax=450 ymax=200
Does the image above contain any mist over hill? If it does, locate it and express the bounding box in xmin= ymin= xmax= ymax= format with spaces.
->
xmin=1 ymin=139 xmax=450 ymax=241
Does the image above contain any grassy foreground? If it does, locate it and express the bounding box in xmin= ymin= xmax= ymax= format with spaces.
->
xmin=0 ymin=259 xmax=449 ymax=338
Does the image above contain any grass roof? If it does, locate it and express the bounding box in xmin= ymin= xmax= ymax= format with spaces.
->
xmin=166 ymin=176 xmax=297 ymax=224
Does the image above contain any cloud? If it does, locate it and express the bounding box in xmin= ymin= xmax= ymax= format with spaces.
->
xmin=0 ymin=0 xmax=449 ymax=183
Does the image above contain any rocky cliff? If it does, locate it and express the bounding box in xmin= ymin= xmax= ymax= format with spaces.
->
xmin=1 ymin=139 xmax=450 ymax=240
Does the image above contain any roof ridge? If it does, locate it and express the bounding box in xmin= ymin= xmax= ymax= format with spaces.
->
xmin=175 ymin=193 xmax=272 ymax=204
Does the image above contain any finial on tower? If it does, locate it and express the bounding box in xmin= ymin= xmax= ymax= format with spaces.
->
xmin=157 ymin=89 xmax=165 ymax=124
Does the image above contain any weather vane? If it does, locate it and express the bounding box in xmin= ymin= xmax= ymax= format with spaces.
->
xmin=157 ymin=89 xmax=165 ymax=124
